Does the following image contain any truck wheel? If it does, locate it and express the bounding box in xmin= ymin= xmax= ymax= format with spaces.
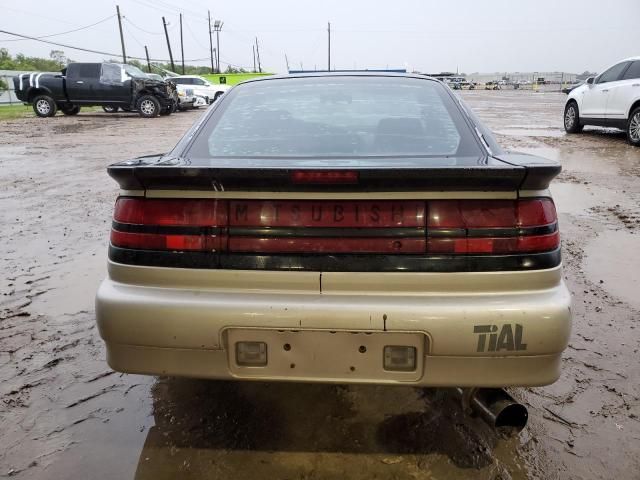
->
xmin=627 ymin=107 xmax=640 ymax=147
xmin=61 ymin=105 xmax=81 ymax=116
xmin=564 ymin=101 xmax=583 ymax=133
xmin=103 ymin=105 xmax=119 ymax=113
xmin=213 ymin=91 xmax=224 ymax=101
xmin=33 ymin=95 xmax=57 ymax=117
xmin=137 ymin=95 xmax=161 ymax=118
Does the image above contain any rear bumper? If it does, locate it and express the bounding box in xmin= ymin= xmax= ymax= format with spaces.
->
xmin=95 ymin=262 xmax=572 ymax=387
xmin=105 ymin=344 xmax=562 ymax=387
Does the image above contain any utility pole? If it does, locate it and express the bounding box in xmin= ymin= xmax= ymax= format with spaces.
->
xmin=252 ymin=45 xmax=256 ymax=73
xmin=116 ymin=5 xmax=127 ymax=63
xmin=144 ymin=45 xmax=151 ymax=72
xmin=179 ymin=13 xmax=185 ymax=74
xmin=255 ymin=37 xmax=262 ymax=73
xmin=162 ymin=16 xmax=175 ymax=72
xmin=285 ymin=53 xmax=290 ymax=72
xmin=207 ymin=11 xmax=214 ymax=74
xmin=327 ymin=22 xmax=331 ymax=71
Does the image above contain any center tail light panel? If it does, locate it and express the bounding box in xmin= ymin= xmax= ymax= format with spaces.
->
xmin=110 ymin=197 xmax=559 ymax=256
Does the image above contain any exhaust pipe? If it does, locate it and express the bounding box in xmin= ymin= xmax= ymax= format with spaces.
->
xmin=454 ymin=388 xmax=528 ymax=432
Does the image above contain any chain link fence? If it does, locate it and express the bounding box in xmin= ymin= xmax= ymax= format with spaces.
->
xmin=0 ymin=70 xmax=33 ymax=105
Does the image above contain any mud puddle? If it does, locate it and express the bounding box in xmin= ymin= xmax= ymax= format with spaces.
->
xmin=583 ymin=230 xmax=640 ymax=310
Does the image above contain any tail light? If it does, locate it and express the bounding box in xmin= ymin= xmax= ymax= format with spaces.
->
xmin=426 ymin=199 xmax=559 ymax=254
xmin=110 ymin=197 xmax=558 ymax=255
xmin=111 ymin=198 xmax=225 ymax=252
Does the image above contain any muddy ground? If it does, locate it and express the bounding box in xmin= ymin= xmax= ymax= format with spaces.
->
xmin=0 ymin=91 xmax=638 ymax=479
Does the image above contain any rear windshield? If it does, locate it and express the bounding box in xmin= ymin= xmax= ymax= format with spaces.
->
xmin=189 ymin=76 xmax=481 ymax=158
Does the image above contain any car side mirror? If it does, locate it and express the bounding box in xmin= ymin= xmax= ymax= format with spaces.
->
xmin=586 ymin=77 xmax=595 ymax=85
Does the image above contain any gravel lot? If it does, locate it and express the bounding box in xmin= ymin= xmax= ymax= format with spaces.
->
xmin=0 ymin=92 xmax=638 ymax=479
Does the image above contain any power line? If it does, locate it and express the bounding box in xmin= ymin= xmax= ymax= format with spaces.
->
xmin=128 ymin=0 xmax=208 ymax=25
xmin=0 ymin=28 xmax=213 ymax=63
xmin=0 ymin=15 xmax=116 ymax=43
xmin=123 ymin=18 xmax=165 ymax=36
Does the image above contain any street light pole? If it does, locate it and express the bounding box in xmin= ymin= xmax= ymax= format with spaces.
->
xmin=207 ymin=11 xmax=214 ymax=74
xmin=327 ymin=22 xmax=331 ymax=71
xmin=214 ymin=20 xmax=223 ymax=73
xmin=179 ymin=13 xmax=185 ymax=74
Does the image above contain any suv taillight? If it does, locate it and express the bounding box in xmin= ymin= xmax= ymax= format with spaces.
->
xmin=110 ymin=197 xmax=559 ymax=255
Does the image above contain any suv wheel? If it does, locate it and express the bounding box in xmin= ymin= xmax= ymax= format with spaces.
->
xmin=33 ymin=95 xmax=57 ymax=117
xmin=103 ymin=105 xmax=119 ymax=113
xmin=627 ymin=107 xmax=640 ymax=147
xmin=137 ymin=95 xmax=161 ymax=118
xmin=564 ymin=101 xmax=583 ymax=133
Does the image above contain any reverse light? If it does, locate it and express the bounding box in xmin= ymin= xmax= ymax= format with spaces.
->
xmin=383 ymin=346 xmax=417 ymax=372
xmin=236 ymin=341 xmax=268 ymax=366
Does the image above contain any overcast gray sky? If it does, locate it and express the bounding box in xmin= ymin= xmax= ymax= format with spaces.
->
xmin=1 ymin=0 xmax=639 ymax=74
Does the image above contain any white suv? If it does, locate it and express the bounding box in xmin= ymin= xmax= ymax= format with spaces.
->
xmin=170 ymin=75 xmax=230 ymax=103
xmin=564 ymin=56 xmax=640 ymax=146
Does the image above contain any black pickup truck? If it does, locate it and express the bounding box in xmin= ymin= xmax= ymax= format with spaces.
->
xmin=13 ymin=62 xmax=178 ymax=118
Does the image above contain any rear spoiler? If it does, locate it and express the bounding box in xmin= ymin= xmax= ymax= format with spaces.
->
xmin=108 ymin=153 xmax=560 ymax=192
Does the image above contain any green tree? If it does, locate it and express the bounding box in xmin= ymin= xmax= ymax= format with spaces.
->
xmin=49 ymin=50 xmax=67 ymax=69
xmin=0 ymin=48 xmax=72 ymax=71
xmin=0 ymin=77 xmax=8 ymax=92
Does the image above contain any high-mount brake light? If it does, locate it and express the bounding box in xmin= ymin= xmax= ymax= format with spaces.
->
xmin=290 ymin=170 xmax=359 ymax=184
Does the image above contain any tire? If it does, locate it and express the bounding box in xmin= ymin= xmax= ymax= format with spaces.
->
xmin=32 ymin=95 xmax=57 ymax=117
xmin=213 ymin=91 xmax=224 ymax=101
xmin=136 ymin=95 xmax=161 ymax=118
xmin=159 ymin=105 xmax=172 ymax=116
xmin=61 ymin=105 xmax=81 ymax=116
xmin=102 ymin=105 xmax=119 ymax=113
xmin=564 ymin=101 xmax=583 ymax=133
xmin=627 ymin=107 xmax=640 ymax=147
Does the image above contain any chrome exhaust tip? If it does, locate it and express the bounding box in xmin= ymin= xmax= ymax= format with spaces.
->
xmin=454 ymin=388 xmax=528 ymax=432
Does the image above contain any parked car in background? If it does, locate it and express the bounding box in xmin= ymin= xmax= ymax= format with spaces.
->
xmin=13 ymin=63 xmax=178 ymax=118
xmin=146 ymin=73 xmax=164 ymax=82
xmin=561 ymin=81 xmax=584 ymax=94
xmin=96 ymin=73 xmax=571 ymax=394
xmin=564 ymin=56 xmax=640 ymax=146
xmin=169 ymin=75 xmax=230 ymax=103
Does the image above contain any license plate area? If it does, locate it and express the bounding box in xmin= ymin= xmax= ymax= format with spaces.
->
xmin=224 ymin=328 xmax=427 ymax=382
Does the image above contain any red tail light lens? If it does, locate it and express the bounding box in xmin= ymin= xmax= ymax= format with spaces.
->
xmin=111 ymin=198 xmax=225 ymax=252
xmin=427 ymin=231 xmax=559 ymax=254
xmin=229 ymin=200 xmax=425 ymax=228
xmin=114 ymin=198 xmax=225 ymax=226
xmin=110 ymin=197 xmax=558 ymax=256
xmin=427 ymin=199 xmax=556 ymax=228
xmin=426 ymin=199 xmax=558 ymax=254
